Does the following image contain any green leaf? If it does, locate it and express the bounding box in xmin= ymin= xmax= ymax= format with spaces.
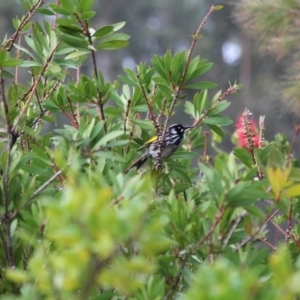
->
xmin=185 ymin=81 xmax=217 ymax=90
xmin=194 ymin=90 xmax=208 ymax=117
xmin=226 ymin=182 xmax=251 ymax=204
xmin=14 ymin=43 xmax=38 ymax=60
xmin=162 ymin=183 xmax=191 ymax=195
xmin=104 ymin=106 xmax=124 ymax=117
xmin=190 ymin=62 xmax=213 ymax=79
xmin=172 ymin=167 xmax=192 ymax=184
xmin=24 ymin=35 xmax=40 ymax=56
xmin=1 ymin=70 xmax=14 ymax=78
xmin=56 ymin=19 xmax=81 ymax=29
xmin=93 ymin=26 xmax=114 ymax=39
xmin=59 ymin=0 xmax=74 ymax=12
xmin=185 ymin=101 xmax=195 ymax=118
xmin=151 ymin=55 xmax=168 ymax=82
xmin=0 ymin=49 xmax=7 ymax=66
xmin=65 ymin=50 xmax=89 ymax=60
xmin=90 ymin=292 xmax=115 ymax=300
xmin=184 ymin=56 xmax=200 ymax=82
xmin=80 ymin=11 xmax=96 ymax=20
xmin=285 ymin=184 xmax=300 ymax=198
xmin=36 ymin=8 xmax=56 ymax=15
xmin=170 ymin=151 xmax=198 ymax=160
xmin=78 ymin=0 xmax=94 ymax=12
xmin=3 ymin=58 xmax=24 ymax=67
xmin=91 ymin=151 xmax=125 ymax=162
xmin=234 ymin=148 xmax=253 ymax=168
xmin=97 ymin=40 xmax=129 ymax=50
xmin=48 ymin=62 xmax=61 ymax=73
xmin=103 ymin=33 xmax=130 ymax=42
xmin=50 ymin=4 xmax=71 ymax=15
xmin=93 ymin=131 xmax=124 ymax=148
xmin=215 ymin=5 xmax=224 ymax=10
xmin=209 ymin=100 xmax=231 ymax=115
xmin=203 ymin=116 xmax=233 ymax=126
xmin=59 ymin=33 xmax=89 ymax=49
xmin=131 ymin=119 xmax=154 ymax=130
xmin=118 ymin=75 xmax=139 ymax=87
xmin=207 ymin=124 xmax=224 ymax=138
xmin=111 ymin=21 xmax=126 ymax=31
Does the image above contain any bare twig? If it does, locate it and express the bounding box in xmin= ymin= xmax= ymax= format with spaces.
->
xmin=52 ymin=0 xmax=59 ymax=30
xmin=10 ymin=170 xmax=62 ymax=220
xmin=157 ymin=5 xmax=218 ymax=169
xmin=11 ymin=41 xmax=61 ymax=133
xmin=193 ymin=84 xmax=238 ymax=128
xmin=202 ymin=131 xmax=209 ymax=161
xmin=286 ymin=198 xmax=293 ymax=243
xmin=0 ymin=72 xmax=15 ymax=267
xmin=258 ymin=115 xmax=265 ymax=148
xmin=14 ymin=34 xmax=22 ymax=84
xmin=67 ymin=97 xmax=79 ymax=128
xmin=237 ymin=209 xmax=280 ymax=249
xmin=156 ymin=98 xmax=167 ymax=125
xmin=164 ymin=254 xmax=189 ymax=300
xmin=286 ymin=124 xmax=300 ymax=168
xmin=2 ymin=0 xmax=46 ymax=52
xmin=76 ymin=67 xmax=81 ymax=124
xmin=259 ymin=238 xmax=276 ymax=250
xmin=222 ymin=210 xmax=247 ymax=249
xmin=139 ymin=80 xmax=160 ymax=134
xmin=193 ymin=204 xmax=225 ymax=251
xmin=123 ymin=98 xmax=131 ymax=135
xmin=75 ymin=16 xmax=107 ymax=133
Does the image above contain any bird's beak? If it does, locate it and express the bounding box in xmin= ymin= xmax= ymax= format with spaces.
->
xmin=184 ymin=126 xmax=193 ymax=133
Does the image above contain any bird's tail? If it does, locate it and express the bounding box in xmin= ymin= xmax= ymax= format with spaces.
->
xmin=124 ymin=155 xmax=149 ymax=174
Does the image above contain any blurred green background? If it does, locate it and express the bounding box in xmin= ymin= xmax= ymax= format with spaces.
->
xmin=2 ymin=0 xmax=299 ymax=155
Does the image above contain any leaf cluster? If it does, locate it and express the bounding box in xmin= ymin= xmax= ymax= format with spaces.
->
xmin=0 ymin=1 xmax=300 ymax=300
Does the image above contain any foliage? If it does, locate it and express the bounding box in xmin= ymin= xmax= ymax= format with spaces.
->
xmin=233 ymin=0 xmax=300 ymax=115
xmin=0 ymin=0 xmax=300 ymax=299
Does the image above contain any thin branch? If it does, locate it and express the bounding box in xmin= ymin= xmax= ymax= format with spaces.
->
xmin=52 ymin=0 xmax=59 ymax=30
xmin=75 ymin=16 xmax=107 ymax=133
xmin=26 ymin=78 xmax=61 ymax=131
xmin=0 ymin=72 xmax=15 ymax=267
xmin=286 ymin=198 xmax=293 ymax=243
xmin=202 ymin=131 xmax=209 ymax=161
xmin=80 ymin=258 xmax=106 ymax=300
xmin=2 ymin=0 xmax=46 ymax=52
xmin=164 ymin=254 xmax=189 ymax=300
xmin=139 ymin=80 xmax=160 ymax=134
xmin=123 ymin=98 xmax=131 ymax=135
xmin=14 ymin=34 xmax=22 ymax=84
xmin=192 ymin=204 xmax=225 ymax=252
xmin=157 ymin=5 xmax=218 ymax=169
xmin=156 ymin=98 xmax=166 ymax=125
xmin=67 ymin=97 xmax=79 ymax=128
xmin=237 ymin=209 xmax=280 ymax=249
xmin=193 ymin=84 xmax=239 ymax=128
xmin=270 ymin=219 xmax=288 ymax=236
xmin=286 ymin=124 xmax=300 ymax=168
xmin=259 ymin=238 xmax=276 ymax=251
xmin=76 ymin=66 xmax=81 ymax=124
xmin=0 ymin=228 xmax=9 ymax=267
xmin=222 ymin=210 xmax=247 ymax=249
xmin=11 ymin=41 xmax=61 ymax=133
xmin=10 ymin=170 xmax=62 ymax=220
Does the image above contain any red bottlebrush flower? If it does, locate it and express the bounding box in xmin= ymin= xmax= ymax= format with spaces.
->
xmin=235 ymin=109 xmax=260 ymax=149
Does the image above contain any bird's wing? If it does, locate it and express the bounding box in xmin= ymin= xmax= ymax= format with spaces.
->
xmin=137 ymin=136 xmax=158 ymax=151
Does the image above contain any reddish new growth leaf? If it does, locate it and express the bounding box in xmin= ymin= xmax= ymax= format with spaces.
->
xmin=235 ymin=109 xmax=260 ymax=150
